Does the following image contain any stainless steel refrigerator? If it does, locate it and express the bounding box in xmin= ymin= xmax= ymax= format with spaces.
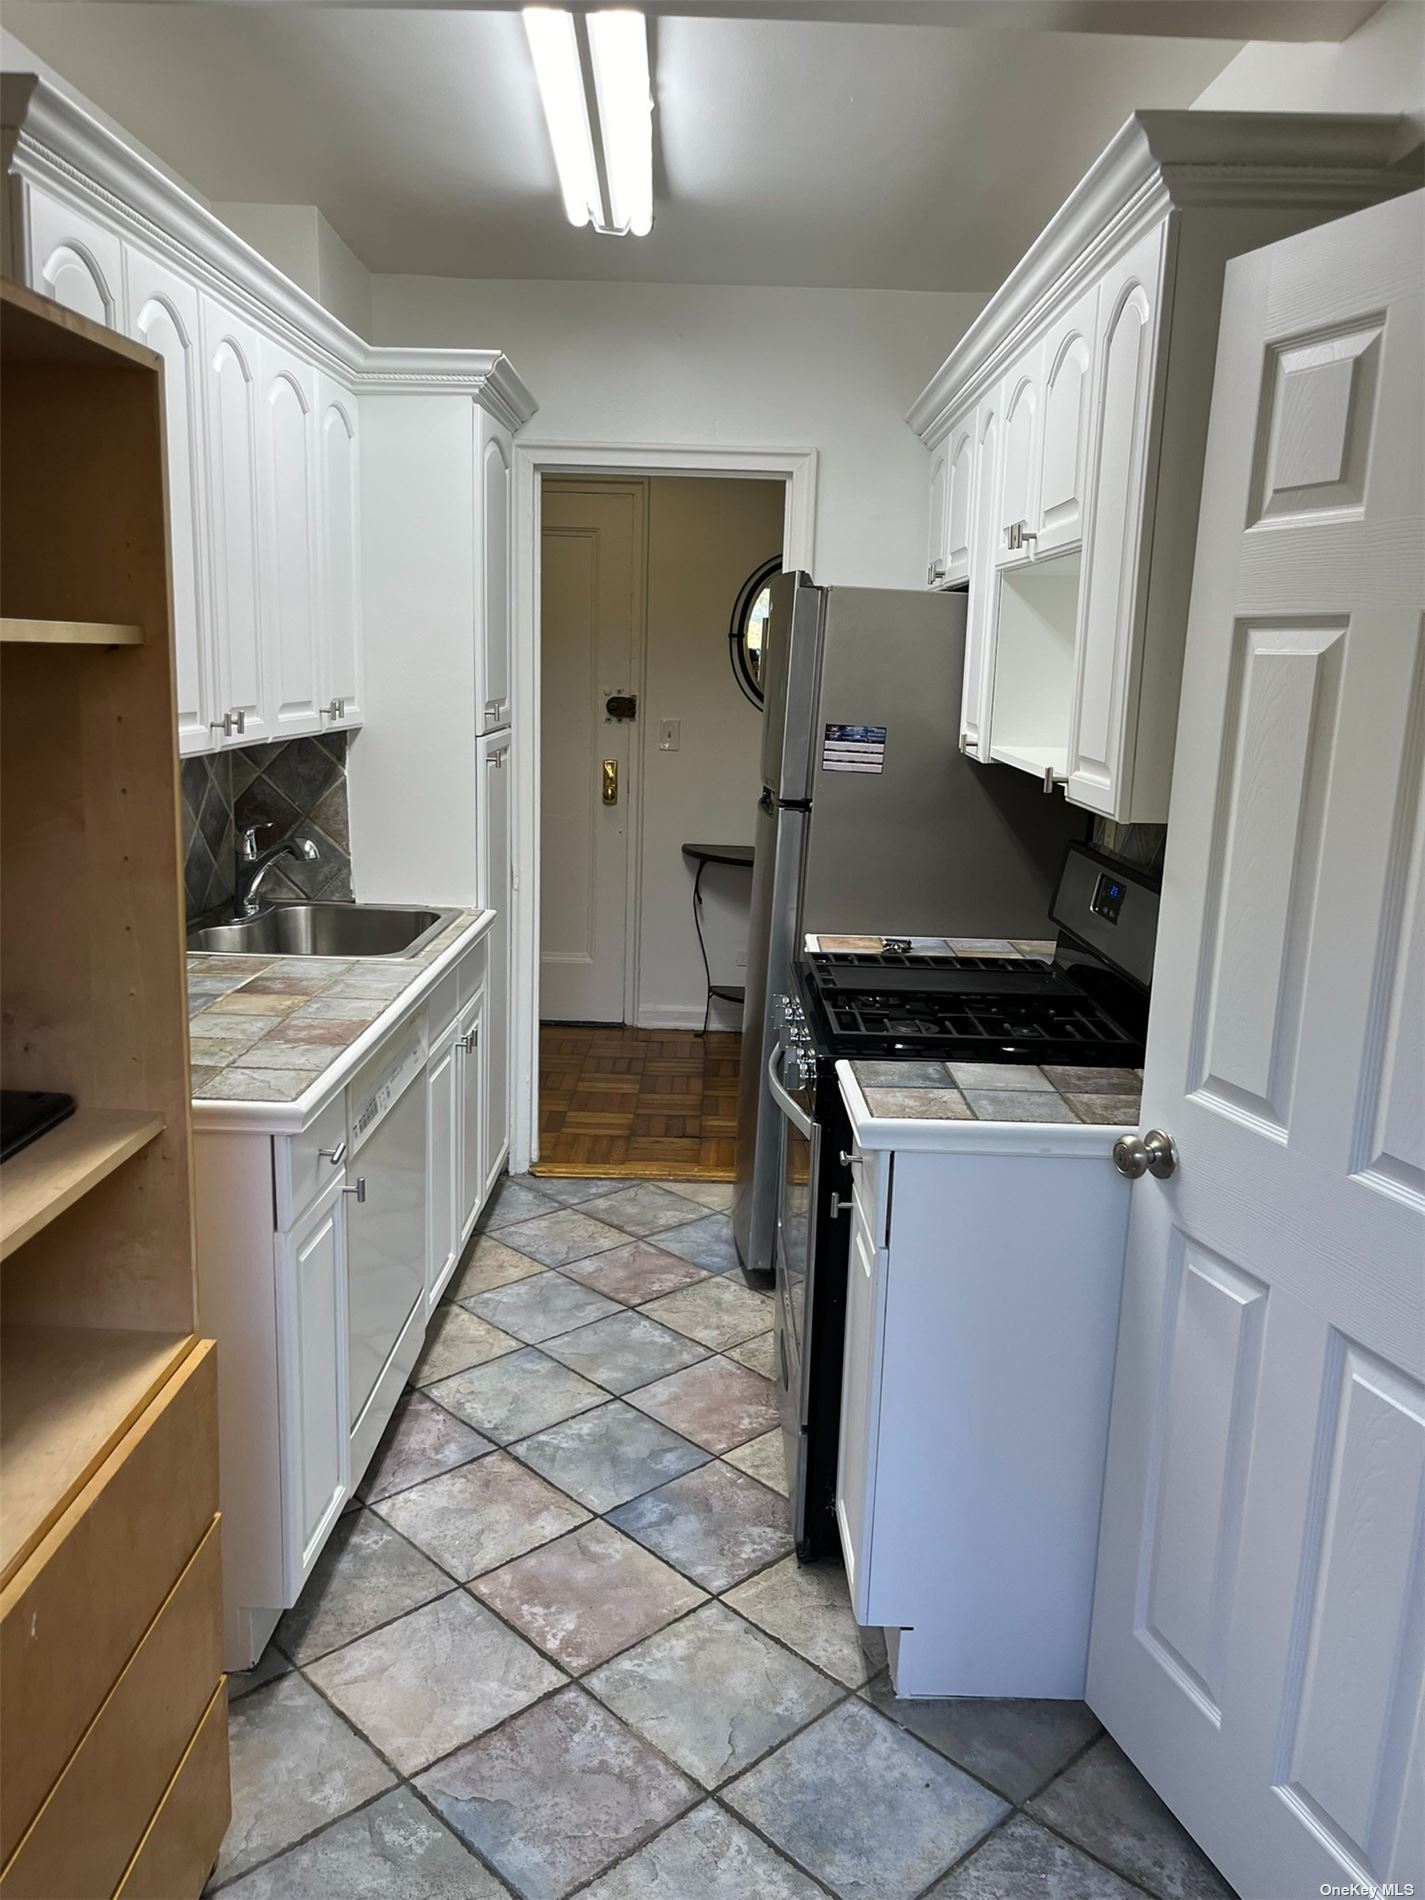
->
xmin=733 ymin=572 xmax=1086 ymax=1273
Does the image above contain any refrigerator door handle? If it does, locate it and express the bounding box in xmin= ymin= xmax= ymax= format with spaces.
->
xmin=766 ymin=1043 xmax=813 ymax=1138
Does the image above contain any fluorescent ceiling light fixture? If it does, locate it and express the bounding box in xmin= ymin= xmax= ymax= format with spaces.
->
xmin=523 ymin=7 xmax=600 ymax=229
xmin=524 ymin=5 xmax=654 ymax=237
xmin=588 ymin=10 xmax=653 ymax=238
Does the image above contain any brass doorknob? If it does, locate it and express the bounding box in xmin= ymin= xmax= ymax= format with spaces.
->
xmin=602 ymin=759 xmax=618 ymax=805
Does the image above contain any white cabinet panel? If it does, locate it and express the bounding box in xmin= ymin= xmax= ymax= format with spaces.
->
xmin=479 ymin=416 xmax=513 ymax=733
xmin=1038 ymin=286 xmax=1098 ymax=555
xmin=125 ymin=248 xmax=212 ymax=754
xmin=318 ymin=377 xmax=364 ymax=730
xmin=426 ymin=1017 xmax=460 ymax=1314
xmin=200 ymin=296 xmax=270 ymax=745
xmin=943 ymin=417 xmax=975 ymax=585
xmin=24 ymin=185 xmax=123 ymax=329
xmin=1067 ymin=223 xmax=1167 ymax=816
xmin=959 ymin=395 xmax=1001 ymax=762
xmin=837 ymin=1199 xmax=888 ymax=1625
xmin=277 ymin=1173 xmax=348 ymax=1597
xmin=925 ymin=442 xmax=949 ymax=589
xmin=457 ymin=991 xmax=485 ymax=1246
xmin=995 ymin=352 xmax=1042 ymax=567
xmin=258 ymin=339 xmax=320 ymax=737
xmin=480 ymin=729 xmax=512 ymax=1193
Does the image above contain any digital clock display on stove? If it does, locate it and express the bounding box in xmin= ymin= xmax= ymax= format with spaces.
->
xmin=1091 ymin=870 xmax=1126 ymax=924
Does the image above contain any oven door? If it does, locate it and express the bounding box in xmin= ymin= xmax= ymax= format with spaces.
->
xmin=766 ymin=1039 xmax=821 ymax=1534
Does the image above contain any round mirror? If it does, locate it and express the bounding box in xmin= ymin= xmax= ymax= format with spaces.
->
xmin=730 ymin=557 xmax=780 ymax=708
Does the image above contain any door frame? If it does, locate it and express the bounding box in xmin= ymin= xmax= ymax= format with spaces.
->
xmin=511 ymin=441 xmax=819 ymax=1173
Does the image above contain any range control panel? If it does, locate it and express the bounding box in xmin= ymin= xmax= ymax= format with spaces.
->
xmin=1050 ymin=844 xmax=1159 ymax=991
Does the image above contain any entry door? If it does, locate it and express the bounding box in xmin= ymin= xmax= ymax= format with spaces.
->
xmin=1088 ymin=192 xmax=1424 ymax=1900
xmin=539 ymin=480 xmax=644 ymax=1022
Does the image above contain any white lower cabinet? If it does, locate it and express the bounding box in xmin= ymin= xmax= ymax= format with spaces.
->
xmin=426 ymin=1015 xmax=461 ymax=1315
xmin=277 ymin=1172 xmax=349 ymax=1599
xmin=457 ymin=988 xmax=486 ymax=1246
xmin=480 ymin=731 xmax=512 ymax=1194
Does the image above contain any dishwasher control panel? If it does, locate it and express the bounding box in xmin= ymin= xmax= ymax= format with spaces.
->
xmin=350 ymin=1022 xmax=428 ymax=1156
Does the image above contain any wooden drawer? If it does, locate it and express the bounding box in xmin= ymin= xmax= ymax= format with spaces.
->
xmin=276 ymin=1091 xmax=347 ymax=1231
xmin=116 ymin=1682 xmax=229 ymax=1900
xmin=0 ymin=1342 xmax=219 ymax=1864
xmin=1 ymin=1518 xmax=223 ymax=1898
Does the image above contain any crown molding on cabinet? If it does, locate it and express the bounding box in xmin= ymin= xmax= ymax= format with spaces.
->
xmin=907 ymin=107 xmax=1413 ymax=448
xmin=0 ymin=74 xmax=538 ymax=430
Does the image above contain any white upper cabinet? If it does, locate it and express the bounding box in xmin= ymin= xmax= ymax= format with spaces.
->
xmin=1066 ymin=225 xmax=1166 ymax=817
xmin=479 ymin=415 xmax=513 ymax=733
xmin=23 ymin=185 xmax=123 ymax=329
xmin=943 ymin=418 xmax=975 ymax=586
xmin=125 ymin=249 xmax=212 ymax=755
xmin=994 ymin=355 xmax=1041 ymax=567
xmin=958 ymin=395 xmax=1001 ymax=763
xmin=924 ymin=443 xmax=949 ymax=589
xmin=201 ymin=296 xmax=270 ymax=746
xmin=1037 ymin=286 xmax=1098 ymax=556
xmin=317 ymin=376 xmax=364 ymax=731
xmin=258 ymin=339 xmax=320 ymax=738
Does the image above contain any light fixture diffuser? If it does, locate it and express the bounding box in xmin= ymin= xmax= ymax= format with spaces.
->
xmin=588 ymin=10 xmax=654 ymax=238
xmin=523 ymin=7 xmax=600 ymax=229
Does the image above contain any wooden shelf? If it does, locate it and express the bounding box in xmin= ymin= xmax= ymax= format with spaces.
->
xmin=990 ymin=741 xmax=1069 ymax=783
xmin=1 ymin=1111 xmax=165 ymax=1264
xmin=0 ymin=618 xmax=143 ymax=647
xmin=0 ymin=1325 xmax=194 ymax=1582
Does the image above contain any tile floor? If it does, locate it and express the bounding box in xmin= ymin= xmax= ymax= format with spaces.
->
xmin=211 ymin=1171 xmax=1237 ymax=1900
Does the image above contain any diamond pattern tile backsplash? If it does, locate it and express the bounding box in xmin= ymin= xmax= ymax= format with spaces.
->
xmin=180 ymin=733 xmax=353 ymax=921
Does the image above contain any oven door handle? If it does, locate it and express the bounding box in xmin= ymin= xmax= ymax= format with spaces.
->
xmin=766 ymin=1042 xmax=814 ymax=1138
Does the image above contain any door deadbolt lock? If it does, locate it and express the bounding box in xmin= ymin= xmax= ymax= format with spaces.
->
xmin=1112 ymin=1130 xmax=1178 ymax=1180
xmin=602 ymin=759 xmax=619 ymax=805
xmin=605 ymin=694 xmax=637 ymax=721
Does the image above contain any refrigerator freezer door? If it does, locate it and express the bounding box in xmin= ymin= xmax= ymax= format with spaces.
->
xmin=759 ymin=572 xmax=824 ymax=804
xmin=734 ymin=791 xmax=807 ymax=1274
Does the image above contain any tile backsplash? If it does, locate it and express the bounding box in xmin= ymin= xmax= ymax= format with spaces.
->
xmin=180 ymin=733 xmax=353 ymax=921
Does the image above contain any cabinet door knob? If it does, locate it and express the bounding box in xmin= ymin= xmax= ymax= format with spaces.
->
xmin=342 ymin=1175 xmax=367 ymax=1203
xmin=839 ymin=1149 xmax=861 ymax=1168
xmin=319 ymin=1141 xmax=347 ymax=1167
xmin=459 ymin=1027 xmax=478 ymax=1053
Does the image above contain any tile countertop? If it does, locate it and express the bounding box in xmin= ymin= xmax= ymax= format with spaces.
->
xmin=187 ymin=908 xmax=494 ymax=1135
xmin=838 ymin=1058 xmax=1143 ymax=1159
xmin=805 ymin=934 xmax=1059 ymax=958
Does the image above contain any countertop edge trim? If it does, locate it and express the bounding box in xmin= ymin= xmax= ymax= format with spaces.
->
xmin=835 ymin=1060 xmax=1133 ymax=1158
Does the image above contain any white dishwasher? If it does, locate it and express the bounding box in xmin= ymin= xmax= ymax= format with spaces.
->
xmin=346 ymin=1019 xmax=428 ymax=1465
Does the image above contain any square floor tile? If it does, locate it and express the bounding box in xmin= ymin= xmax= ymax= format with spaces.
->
xmin=926 ymin=1812 xmax=1144 ymax=1900
xmin=526 ymin=1174 xmax=629 ymax=1206
xmin=559 ymin=1238 xmax=708 ymax=1305
xmin=478 ymin=1176 xmax=562 ymax=1230
xmin=426 ymin=1346 xmax=606 ymax=1444
xmin=226 ymin=1644 xmax=290 ymax=1701
xmin=862 ymin=1675 xmax=1100 ymax=1802
xmin=450 ymin=1232 xmax=545 ymax=1300
xmin=543 ymin=1309 xmax=709 ymax=1394
xmin=575 ymin=1183 xmax=711 ymax=1237
xmin=373 ymin=1451 xmax=588 ymax=1580
xmin=725 ymin=1699 xmax=1007 ymax=1900
xmin=726 ymin=1331 xmax=777 ymax=1379
xmin=640 ymin=1277 xmax=771 ymax=1349
xmin=585 ymin=1602 xmax=839 ymax=1789
xmin=357 ymin=1390 xmax=492 ymax=1503
xmin=722 ymin=1429 xmax=788 ymax=1496
xmin=307 ymin=1590 xmax=563 ymax=1774
xmin=467 ymin=1269 xmax=622 ymax=1342
xmin=415 ymin=1684 xmax=697 ymax=1900
xmin=652 ymin=1212 xmax=740 ymax=1274
xmin=495 ymin=1208 xmax=629 ymax=1269
xmin=664 ymin=1180 xmax=735 ymax=1212
xmin=472 ymin=1519 xmax=705 ymax=1674
xmin=514 ymin=1400 xmax=710 ymax=1513
xmin=607 ymin=1460 xmax=792 ymax=1592
xmin=273 ymin=1510 xmax=449 ymax=1664
xmin=218 ymin=1788 xmax=506 ymax=1900
xmin=215 ymin=1673 xmax=394 ymax=1884
xmin=628 ymin=1356 xmax=778 ymax=1453
xmin=580 ymin=1801 xmax=822 ymax=1900
xmin=1027 ymin=1737 xmax=1236 ymax=1900
xmin=411 ymin=1304 xmax=518 ymax=1385
xmin=727 ymin=1558 xmax=885 ymax=1688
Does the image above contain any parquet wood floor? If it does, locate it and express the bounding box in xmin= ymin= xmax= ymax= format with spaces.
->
xmin=534 ymin=1023 xmax=741 ymax=1179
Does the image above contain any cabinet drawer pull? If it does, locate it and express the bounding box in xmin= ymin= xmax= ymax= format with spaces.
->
xmin=342 ymin=1176 xmax=367 ymax=1203
xmin=828 ymin=1193 xmax=853 ymax=1220
xmin=839 ymin=1150 xmax=861 ymax=1168
xmin=459 ymin=1028 xmax=479 ymax=1054
xmin=319 ymin=1141 xmax=347 ymax=1167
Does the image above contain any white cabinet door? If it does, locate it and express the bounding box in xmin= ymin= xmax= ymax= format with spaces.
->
xmin=277 ymin=1172 xmax=348 ymax=1597
xmin=125 ymin=248 xmax=213 ymax=754
xmin=994 ymin=350 xmax=1042 ymax=567
xmin=456 ymin=991 xmax=485 ymax=1246
xmin=942 ymin=416 xmax=975 ymax=585
xmin=925 ymin=442 xmax=949 ymax=589
xmin=837 ymin=1205 xmax=889 ymax=1625
xmin=426 ymin=1015 xmax=460 ymax=1314
xmin=479 ymin=415 xmax=513 ymax=733
xmin=480 ymin=729 xmax=512 ymax=1192
xmin=200 ymin=295 xmax=270 ymax=745
xmin=1037 ymin=286 xmax=1098 ymax=555
xmin=1066 ymin=223 xmax=1168 ymax=817
xmin=318 ymin=376 xmax=364 ymax=731
xmin=258 ymin=338 xmax=320 ymax=738
xmin=959 ymin=394 xmax=1001 ymax=762
xmin=23 ymin=185 xmax=123 ymax=329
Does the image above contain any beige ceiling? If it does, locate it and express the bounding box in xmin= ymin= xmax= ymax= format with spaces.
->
xmin=3 ymin=4 xmax=1241 ymax=288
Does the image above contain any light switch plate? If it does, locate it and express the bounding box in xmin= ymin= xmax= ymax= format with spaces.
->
xmin=658 ymin=719 xmax=681 ymax=752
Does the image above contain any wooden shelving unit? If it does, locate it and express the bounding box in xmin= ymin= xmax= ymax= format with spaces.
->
xmin=0 ymin=279 xmax=229 ymax=1895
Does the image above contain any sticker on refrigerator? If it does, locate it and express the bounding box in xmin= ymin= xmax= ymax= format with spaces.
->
xmin=822 ymin=724 xmax=886 ymax=773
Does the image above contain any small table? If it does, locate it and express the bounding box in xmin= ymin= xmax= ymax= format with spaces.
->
xmin=681 ymin=842 xmax=755 ymax=1035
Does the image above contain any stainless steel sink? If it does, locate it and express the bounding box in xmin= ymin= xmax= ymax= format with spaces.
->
xmin=187 ymin=902 xmax=461 ymax=959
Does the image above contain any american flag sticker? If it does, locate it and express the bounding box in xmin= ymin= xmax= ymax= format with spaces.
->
xmin=822 ymin=723 xmax=887 ymax=773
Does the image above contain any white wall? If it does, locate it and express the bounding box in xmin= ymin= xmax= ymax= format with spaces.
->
xmin=1193 ymin=0 xmax=1424 ymax=147
xmin=371 ymin=276 xmax=985 ymax=591
xmin=212 ymin=203 xmax=373 ymax=336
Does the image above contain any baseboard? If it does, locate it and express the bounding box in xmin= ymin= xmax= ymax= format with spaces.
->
xmin=635 ymin=1003 xmax=743 ymax=1031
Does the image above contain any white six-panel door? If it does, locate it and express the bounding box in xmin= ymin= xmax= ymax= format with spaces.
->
xmin=1088 ymin=191 xmax=1424 ymax=1900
